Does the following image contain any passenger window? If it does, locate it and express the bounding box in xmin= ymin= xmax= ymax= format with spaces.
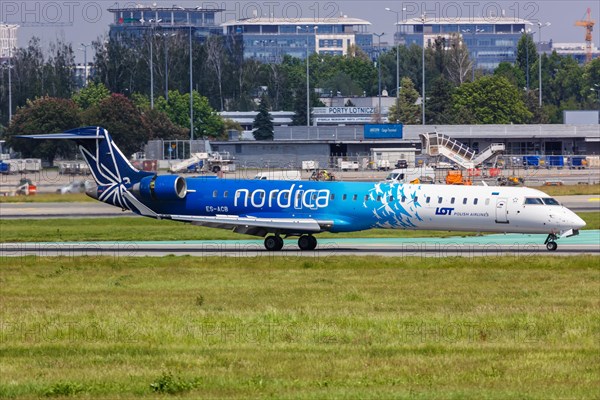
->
xmin=271 ymin=192 xmax=277 ymax=198
xmin=438 ymin=197 xmax=443 ymax=204
xmin=342 ymin=194 xmax=347 ymax=200
xmin=223 ymin=191 xmax=228 ymax=198
xmin=414 ymin=196 xmax=418 ymax=203
xmin=485 ymin=198 xmax=490 ymax=205
xmin=376 ymin=195 xmax=381 ymax=202
xmin=473 ymin=198 xmax=478 ymax=205
xmin=426 ymin=197 xmax=431 ymax=204
xmin=330 ymin=193 xmax=335 ymax=200
xmin=451 ymin=197 xmax=455 ymax=204
xmin=353 ymin=194 xmax=357 ymax=201
xmin=283 ymin=193 xmax=288 ymax=199
xmin=389 ymin=196 xmax=394 ymax=202
xmin=365 ymin=195 xmax=369 ymax=201
xmin=463 ymin=198 xmax=467 ymax=205
xmin=213 ymin=190 xmax=218 ymax=197
xmin=401 ymin=195 xmax=406 ymax=202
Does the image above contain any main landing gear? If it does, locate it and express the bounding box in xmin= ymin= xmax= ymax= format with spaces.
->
xmin=264 ymin=235 xmax=284 ymax=251
xmin=263 ymin=234 xmax=318 ymax=251
xmin=544 ymin=234 xmax=558 ymax=251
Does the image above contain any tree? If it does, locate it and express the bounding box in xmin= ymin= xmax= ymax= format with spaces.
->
xmin=72 ymin=82 xmax=111 ymax=110
xmin=82 ymin=94 xmax=148 ymax=157
xmin=426 ymin=76 xmax=456 ymax=124
xmin=142 ymin=108 xmax=189 ymax=140
xmin=253 ymin=95 xmax=274 ymax=140
xmin=5 ymin=97 xmax=81 ymax=163
xmin=452 ymin=75 xmax=532 ymax=124
xmin=445 ymin=34 xmax=473 ymax=85
xmin=155 ymin=90 xmax=224 ymax=139
xmin=387 ymin=77 xmax=420 ymax=124
xmin=494 ymin=62 xmax=525 ymax=89
xmin=516 ymin=33 xmax=538 ymax=89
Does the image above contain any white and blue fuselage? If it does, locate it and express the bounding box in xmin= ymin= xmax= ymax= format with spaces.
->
xmin=18 ymin=127 xmax=585 ymax=251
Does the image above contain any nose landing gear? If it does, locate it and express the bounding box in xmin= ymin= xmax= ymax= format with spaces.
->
xmin=544 ymin=234 xmax=558 ymax=251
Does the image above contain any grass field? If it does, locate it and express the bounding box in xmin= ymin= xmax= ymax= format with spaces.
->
xmin=0 ymin=212 xmax=598 ymax=243
xmin=0 ymin=256 xmax=598 ymax=399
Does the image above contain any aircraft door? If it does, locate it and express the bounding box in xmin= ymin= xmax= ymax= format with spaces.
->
xmin=495 ymin=198 xmax=509 ymax=223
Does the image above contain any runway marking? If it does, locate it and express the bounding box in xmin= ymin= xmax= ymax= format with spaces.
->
xmin=587 ymin=198 xmax=600 ymax=202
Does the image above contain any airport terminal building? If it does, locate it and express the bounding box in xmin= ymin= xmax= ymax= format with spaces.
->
xmin=203 ymin=124 xmax=600 ymax=169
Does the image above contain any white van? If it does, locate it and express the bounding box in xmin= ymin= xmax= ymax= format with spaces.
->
xmin=254 ymin=170 xmax=302 ymax=180
xmin=385 ymin=167 xmax=436 ymax=184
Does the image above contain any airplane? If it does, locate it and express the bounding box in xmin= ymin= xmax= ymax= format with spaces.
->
xmin=18 ymin=127 xmax=586 ymax=251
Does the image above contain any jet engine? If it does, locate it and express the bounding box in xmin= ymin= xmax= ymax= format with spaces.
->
xmin=136 ymin=175 xmax=187 ymax=201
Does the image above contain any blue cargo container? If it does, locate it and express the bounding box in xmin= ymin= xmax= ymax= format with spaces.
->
xmin=569 ymin=156 xmax=587 ymax=169
xmin=0 ymin=161 xmax=9 ymax=174
xmin=545 ymin=156 xmax=564 ymax=168
xmin=523 ymin=156 xmax=541 ymax=167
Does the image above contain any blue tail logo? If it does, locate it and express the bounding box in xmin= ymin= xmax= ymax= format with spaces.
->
xmin=17 ymin=126 xmax=154 ymax=213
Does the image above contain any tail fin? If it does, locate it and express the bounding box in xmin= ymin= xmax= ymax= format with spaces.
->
xmin=18 ymin=127 xmax=155 ymax=211
xmin=17 ymin=126 xmax=152 ymax=187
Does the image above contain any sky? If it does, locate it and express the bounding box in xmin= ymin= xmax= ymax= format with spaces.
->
xmin=2 ymin=0 xmax=599 ymax=62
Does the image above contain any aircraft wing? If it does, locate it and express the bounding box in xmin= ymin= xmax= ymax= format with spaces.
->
xmin=161 ymin=214 xmax=332 ymax=237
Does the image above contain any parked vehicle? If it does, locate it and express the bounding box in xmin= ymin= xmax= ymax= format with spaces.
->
xmin=254 ymin=170 xmax=302 ymax=180
xmin=56 ymin=180 xmax=86 ymax=194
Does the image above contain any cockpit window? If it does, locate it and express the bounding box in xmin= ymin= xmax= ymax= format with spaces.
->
xmin=542 ymin=198 xmax=560 ymax=206
xmin=524 ymin=197 xmax=544 ymax=205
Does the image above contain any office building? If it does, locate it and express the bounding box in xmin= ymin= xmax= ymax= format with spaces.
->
xmin=222 ymin=17 xmax=372 ymax=63
xmin=395 ymin=17 xmax=533 ymax=70
xmin=0 ymin=24 xmax=18 ymax=59
xmin=107 ymin=5 xmax=224 ymax=42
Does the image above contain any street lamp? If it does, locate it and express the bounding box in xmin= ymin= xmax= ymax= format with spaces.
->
xmin=421 ymin=12 xmax=427 ymax=125
xmin=373 ymin=32 xmax=385 ymax=119
xmin=79 ymin=43 xmax=91 ymax=86
xmin=144 ymin=18 xmax=161 ymax=109
xmin=156 ymin=31 xmax=175 ymax=101
xmin=189 ymin=25 xmax=194 ymax=146
xmin=537 ymin=21 xmax=551 ymax=107
xmin=385 ymin=7 xmax=401 ymax=122
xmin=591 ymin=83 xmax=600 ymax=114
xmin=297 ymin=25 xmax=317 ymax=127
xmin=520 ymin=28 xmax=532 ymax=90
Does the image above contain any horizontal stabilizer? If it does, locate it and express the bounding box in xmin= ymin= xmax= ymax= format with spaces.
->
xmin=16 ymin=127 xmax=107 ymax=140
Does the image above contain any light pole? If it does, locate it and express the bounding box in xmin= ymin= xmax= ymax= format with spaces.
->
xmin=4 ymin=25 xmax=14 ymax=122
xmin=373 ymin=32 xmax=385 ymax=119
xmin=145 ymin=18 xmax=161 ymax=109
xmin=591 ymin=84 xmax=600 ymax=114
xmin=421 ymin=12 xmax=427 ymax=125
xmin=156 ymin=31 xmax=174 ymax=101
xmin=385 ymin=8 xmax=401 ymax=122
xmin=79 ymin=43 xmax=91 ymax=86
xmin=189 ymin=25 xmax=194 ymax=146
xmin=297 ymin=25 xmax=317 ymax=127
xmin=537 ymin=21 xmax=550 ymax=107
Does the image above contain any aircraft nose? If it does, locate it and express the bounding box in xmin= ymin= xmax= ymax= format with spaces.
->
xmin=571 ymin=213 xmax=586 ymax=230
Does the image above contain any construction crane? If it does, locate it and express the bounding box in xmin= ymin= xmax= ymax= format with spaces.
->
xmin=575 ymin=8 xmax=595 ymax=63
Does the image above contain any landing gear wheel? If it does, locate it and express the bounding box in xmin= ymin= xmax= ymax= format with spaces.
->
xmin=298 ymin=235 xmax=318 ymax=251
xmin=264 ymin=235 xmax=284 ymax=251
xmin=544 ymin=234 xmax=558 ymax=252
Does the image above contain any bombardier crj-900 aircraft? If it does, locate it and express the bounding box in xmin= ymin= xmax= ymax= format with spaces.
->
xmin=19 ymin=127 xmax=585 ymax=251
